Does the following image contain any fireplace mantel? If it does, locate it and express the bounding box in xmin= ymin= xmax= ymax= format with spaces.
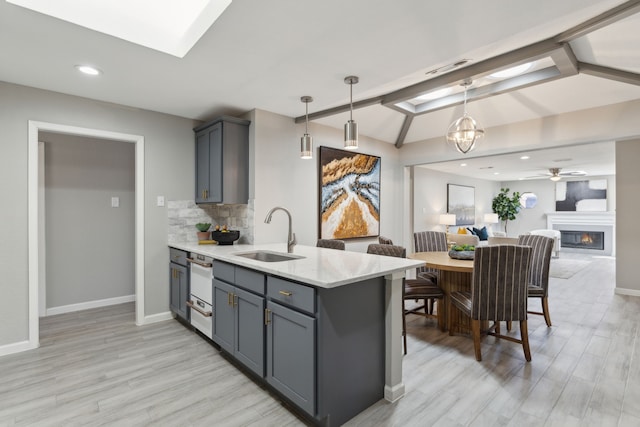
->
xmin=545 ymin=211 xmax=615 ymax=228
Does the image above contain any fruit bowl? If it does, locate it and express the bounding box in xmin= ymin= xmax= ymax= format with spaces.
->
xmin=211 ymin=230 xmax=240 ymax=245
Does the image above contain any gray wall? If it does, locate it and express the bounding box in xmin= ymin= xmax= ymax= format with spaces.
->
xmin=616 ymin=139 xmax=640 ymax=293
xmin=0 ymin=81 xmax=198 ymax=347
xmin=44 ymin=133 xmax=135 ymax=309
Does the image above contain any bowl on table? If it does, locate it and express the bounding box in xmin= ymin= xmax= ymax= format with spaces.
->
xmin=211 ymin=230 xmax=240 ymax=245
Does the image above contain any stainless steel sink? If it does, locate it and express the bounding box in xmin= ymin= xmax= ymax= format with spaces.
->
xmin=233 ymin=250 xmax=304 ymax=262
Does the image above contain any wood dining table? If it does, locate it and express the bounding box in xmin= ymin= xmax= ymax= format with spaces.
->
xmin=408 ymin=251 xmax=476 ymax=335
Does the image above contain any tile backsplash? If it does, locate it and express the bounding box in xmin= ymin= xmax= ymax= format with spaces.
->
xmin=168 ymin=200 xmax=254 ymax=244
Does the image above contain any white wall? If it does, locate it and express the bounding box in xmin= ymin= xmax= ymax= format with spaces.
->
xmin=251 ymin=109 xmax=405 ymax=253
xmin=0 ymin=81 xmax=198 ymax=348
xmin=413 ymin=167 xmax=501 ymax=235
xmin=44 ymin=133 xmax=135 ymax=310
xmin=496 ymin=175 xmax=616 ymax=237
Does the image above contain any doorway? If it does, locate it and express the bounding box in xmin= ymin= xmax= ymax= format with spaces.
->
xmin=27 ymin=121 xmax=145 ymax=350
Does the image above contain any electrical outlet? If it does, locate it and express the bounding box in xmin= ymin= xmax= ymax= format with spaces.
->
xmin=111 ymin=197 xmax=120 ymax=208
xmin=157 ymin=196 xmax=165 ymax=207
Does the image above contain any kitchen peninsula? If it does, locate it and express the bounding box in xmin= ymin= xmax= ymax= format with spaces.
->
xmin=169 ymin=242 xmax=423 ymax=426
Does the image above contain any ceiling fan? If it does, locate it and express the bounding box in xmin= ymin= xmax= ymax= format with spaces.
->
xmin=527 ymin=167 xmax=587 ymax=181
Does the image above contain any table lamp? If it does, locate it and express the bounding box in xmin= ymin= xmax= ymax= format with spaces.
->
xmin=439 ymin=214 xmax=456 ymax=233
xmin=484 ymin=213 xmax=499 ymax=231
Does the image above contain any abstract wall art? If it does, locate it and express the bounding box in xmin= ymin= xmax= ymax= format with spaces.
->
xmin=319 ymin=146 xmax=380 ymax=239
xmin=556 ymin=179 xmax=607 ymax=211
xmin=447 ymin=184 xmax=475 ymax=226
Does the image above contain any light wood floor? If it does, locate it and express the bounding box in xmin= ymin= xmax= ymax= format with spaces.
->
xmin=1 ymin=254 xmax=637 ymax=426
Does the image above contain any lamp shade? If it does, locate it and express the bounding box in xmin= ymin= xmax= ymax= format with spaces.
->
xmin=439 ymin=214 xmax=457 ymax=226
xmin=484 ymin=213 xmax=499 ymax=224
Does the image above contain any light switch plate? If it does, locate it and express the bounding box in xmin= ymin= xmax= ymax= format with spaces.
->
xmin=111 ymin=196 xmax=120 ymax=208
xmin=157 ymin=196 xmax=165 ymax=207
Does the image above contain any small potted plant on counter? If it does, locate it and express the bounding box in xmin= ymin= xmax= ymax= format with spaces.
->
xmin=195 ymin=223 xmax=211 ymax=241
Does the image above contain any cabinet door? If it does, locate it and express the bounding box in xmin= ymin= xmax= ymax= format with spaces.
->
xmin=195 ymin=131 xmax=210 ymax=203
xmin=266 ymin=301 xmax=316 ymax=416
xmin=207 ymin=123 xmax=223 ymax=203
xmin=212 ymin=279 xmax=234 ymax=352
xmin=234 ymin=287 xmax=265 ymax=377
xmin=170 ymin=263 xmax=188 ymax=321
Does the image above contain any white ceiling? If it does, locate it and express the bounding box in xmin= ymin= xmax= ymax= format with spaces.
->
xmin=1 ymin=0 xmax=638 ymax=176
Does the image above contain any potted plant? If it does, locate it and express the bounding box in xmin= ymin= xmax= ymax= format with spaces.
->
xmin=491 ymin=188 xmax=521 ymax=234
xmin=195 ymin=223 xmax=211 ymax=241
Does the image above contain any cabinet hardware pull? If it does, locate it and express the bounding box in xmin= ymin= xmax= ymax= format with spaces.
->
xmin=186 ymin=300 xmax=212 ymax=317
xmin=186 ymin=258 xmax=213 ymax=268
xmin=233 ymin=294 xmax=238 ymax=307
xmin=264 ymin=308 xmax=271 ymax=325
xmin=279 ymin=290 xmax=293 ymax=297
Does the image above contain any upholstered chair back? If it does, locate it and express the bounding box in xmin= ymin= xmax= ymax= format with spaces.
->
xmin=316 ymin=239 xmax=346 ymax=250
xmin=378 ymin=236 xmax=394 ymax=245
xmin=367 ymin=243 xmax=406 ymax=259
xmin=517 ymin=234 xmax=554 ymax=294
xmin=413 ymin=231 xmax=447 ymax=278
xmin=470 ymin=245 xmax=532 ymax=321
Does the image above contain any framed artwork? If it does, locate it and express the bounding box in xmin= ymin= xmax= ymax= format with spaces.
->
xmin=318 ymin=146 xmax=381 ymax=239
xmin=447 ymin=184 xmax=475 ymax=226
xmin=556 ymin=179 xmax=607 ymax=211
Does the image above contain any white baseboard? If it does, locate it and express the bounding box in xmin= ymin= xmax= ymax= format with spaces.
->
xmin=141 ymin=311 xmax=174 ymax=325
xmin=46 ymin=294 xmax=135 ymax=316
xmin=0 ymin=340 xmax=38 ymax=358
xmin=615 ymin=287 xmax=640 ymax=297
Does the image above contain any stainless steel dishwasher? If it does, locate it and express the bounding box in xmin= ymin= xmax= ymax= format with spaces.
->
xmin=186 ymin=253 xmax=214 ymax=339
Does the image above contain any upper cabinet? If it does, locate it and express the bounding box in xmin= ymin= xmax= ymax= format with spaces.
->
xmin=194 ymin=116 xmax=250 ymax=204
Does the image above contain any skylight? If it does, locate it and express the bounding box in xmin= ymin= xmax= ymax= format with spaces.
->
xmin=6 ymin=0 xmax=232 ymax=58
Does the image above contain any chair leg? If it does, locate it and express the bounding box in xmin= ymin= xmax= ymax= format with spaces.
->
xmin=520 ymin=320 xmax=532 ymax=362
xmin=448 ymin=298 xmax=454 ymax=336
xmin=495 ymin=320 xmax=500 ymax=335
xmin=541 ymin=296 xmax=552 ymax=327
xmin=471 ymin=319 xmax=482 ymax=361
xmin=402 ymin=300 xmax=408 ymax=355
xmin=436 ymin=299 xmax=445 ymax=332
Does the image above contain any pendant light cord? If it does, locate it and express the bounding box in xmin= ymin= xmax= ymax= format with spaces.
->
xmin=305 ymin=101 xmax=309 ymax=134
xmin=349 ymin=81 xmax=353 ymax=121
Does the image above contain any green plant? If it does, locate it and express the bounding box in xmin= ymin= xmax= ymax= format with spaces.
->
xmin=195 ymin=223 xmax=211 ymax=232
xmin=491 ymin=188 xmax=521 ymax=234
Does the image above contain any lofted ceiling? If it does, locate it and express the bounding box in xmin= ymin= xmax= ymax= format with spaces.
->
xmin=0 ymin=0 xmax=638 ymax=177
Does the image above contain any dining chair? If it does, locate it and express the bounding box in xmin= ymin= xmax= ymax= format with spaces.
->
xmin=367 ymin=243 xmax=444 ymax=354
xmin=378 ymin=235 xmax=393 ymax=245
xmin=316 ymin=239 xmax=346 ymax=250
xmin=413 ymin=231 xmax=447 ymax=314
xmin=449 ymin=245 xmax=533 ymax=362
xmin=517 ymin=234 xmax=555 ymax=327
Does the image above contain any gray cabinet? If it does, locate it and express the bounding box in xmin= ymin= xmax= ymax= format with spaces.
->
xmin=169 ymin=248 xmax=189 ymax=321
xmin=266 ymin=299 xmax=315 ymax=416
xmin=194 ymin=116 xmax=250 ymax=204
xmin=212 ymin=261 xmax=265 ymax=377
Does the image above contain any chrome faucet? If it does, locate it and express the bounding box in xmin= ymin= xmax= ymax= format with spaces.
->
xmin=264 ymin=206 xmax=296 ymax=253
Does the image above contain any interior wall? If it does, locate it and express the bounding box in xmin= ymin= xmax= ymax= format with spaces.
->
xmin=615 ymin=139 xmax=640 ymax=294
xmin=0 ymin=81 xmax=198 ymax=349
xmin=413 ymin=167 xmax=501 ymax=237
xmin=497 ymin=175 xmax=616 ymax=237
xmin=44 ymin=133 xmax=135 ymax=311
xmin=251 ymin=109 xmax=406 ymax=252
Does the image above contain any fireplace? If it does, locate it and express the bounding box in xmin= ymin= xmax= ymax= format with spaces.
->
xmin=560 ymin=230 xmax=605 ymax=250
xmin=545 ymin=211 xmax=615 ymax=256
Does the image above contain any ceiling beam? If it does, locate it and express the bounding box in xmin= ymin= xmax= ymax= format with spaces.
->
xmin=555 ymin=0 xmax=640 ymax=42
xmin=395 ymin=115 xmax=413 ymax=148
xmin=579 ymin=62 xmax=640 ymax=86
xmin=293 ymin=96 xmax=383 ymax=123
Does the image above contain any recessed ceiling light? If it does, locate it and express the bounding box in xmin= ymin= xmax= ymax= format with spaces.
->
xmin=494 ymin=172 xmax=500 ymax=175
xmin=416 ymin=87 xmax=452 ymax=102
xmin=460 ymin=163 xmax=467 ymax=167
xmin=489 ymin=62 xmax=535 ymax=79
xmin=75 ymin=65 xmax=101 ymax=75
xmin=520 ymin=155 xmax=530 ymax=160
xmin=7 ymin=0 xmax=232 ymax=58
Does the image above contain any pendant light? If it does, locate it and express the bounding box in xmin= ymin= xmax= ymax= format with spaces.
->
xmin=300 ymin=96 xmax=313 ymax=159
xmin=446 ymin=80 xmax=484 ymax=154
xmin=344 ymin=75 xmax=359 ymax=150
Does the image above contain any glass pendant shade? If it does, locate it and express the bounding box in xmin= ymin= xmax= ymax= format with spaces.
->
xmin=446 ymin=113 xmax=484 ymax=154
xmin=344 ymin=120 xmax=358 ymax=149
xmin=300 ymin=134 xmax=313 ymax=159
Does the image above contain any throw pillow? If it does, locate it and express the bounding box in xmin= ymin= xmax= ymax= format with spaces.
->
xmin=473 ymin=226 xmax=489 ymax=241
xmin=457 ymin=227 xmax=467 ymax=234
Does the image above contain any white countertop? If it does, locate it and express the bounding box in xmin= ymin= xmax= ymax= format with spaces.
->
xmin=169 ymin=242 xmax=424 ymax=289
